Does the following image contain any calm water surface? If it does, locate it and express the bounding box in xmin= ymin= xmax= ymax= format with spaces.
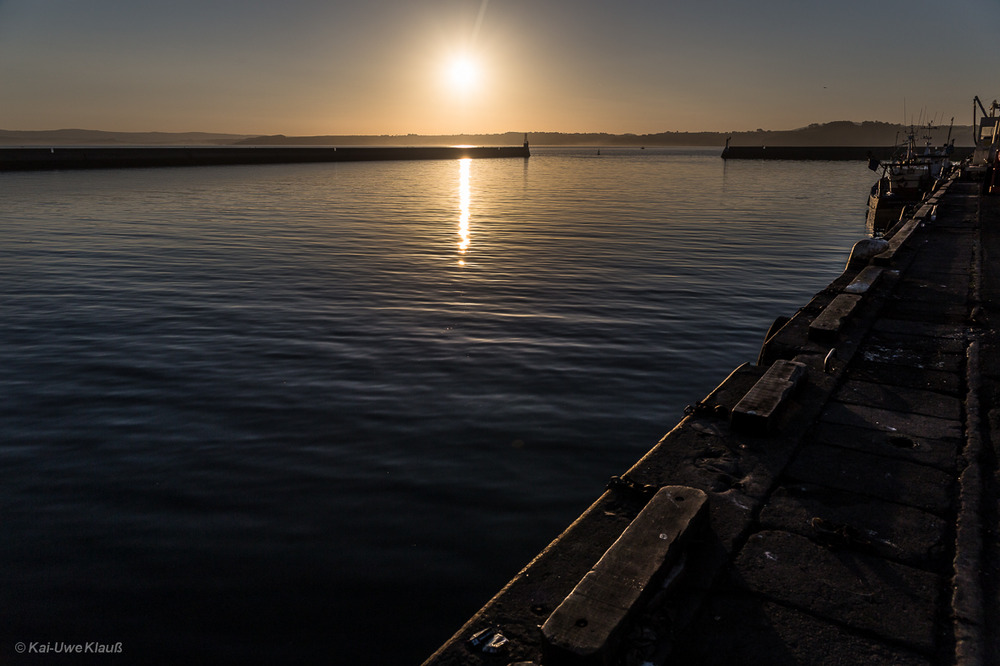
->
xmin=1 ymin=148 xmax=874 ymax=663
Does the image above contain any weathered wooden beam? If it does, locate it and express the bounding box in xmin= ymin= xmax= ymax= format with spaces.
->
xmin=844 ymin=265 xmax=884 ymax=295
xmin=808 ymin=293 xmax=862 ymax=342
xmin=541 ymin=486 xmax=707 ymax=664
xmin=730 ymin=359 xmax=808 ymax=433
xmin=873 ymin=178 xmax=953 ymax=267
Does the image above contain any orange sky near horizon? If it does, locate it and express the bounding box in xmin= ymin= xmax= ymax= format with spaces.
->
xmin=0 ymin=0 xmax=997 ymax=136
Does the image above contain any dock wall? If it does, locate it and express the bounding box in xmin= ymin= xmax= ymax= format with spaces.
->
xmin=0 ymin=145 xmax=530 ymax=171
xmin=721 ymin=145 xmax=974 ymax=160
xmin=425 ymin=174 xmax=999 ymax=665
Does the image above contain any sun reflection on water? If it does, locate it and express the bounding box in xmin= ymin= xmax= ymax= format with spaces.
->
xmin=458 ymin=158 xmax=471 ymax=264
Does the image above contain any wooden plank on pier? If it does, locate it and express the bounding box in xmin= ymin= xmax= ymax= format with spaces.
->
xmin=874 ymin=218 xmax=921 ymax=266
xmin=809 ymin=293 xmax=862 ymax=342
xmin=730 ymin=359 xmax=808 ymax=433
xmin=541 ymin=486 xmax=707 ymax=663
xmin=844 ymin=265 xmax=884 ymax=294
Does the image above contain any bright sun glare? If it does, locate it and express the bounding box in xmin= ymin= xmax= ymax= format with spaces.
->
xmin=447 ymin=57 xmax=480 ymax=91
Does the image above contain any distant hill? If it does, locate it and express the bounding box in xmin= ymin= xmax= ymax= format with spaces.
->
xmin=237 ymin=122 xmax=975 ymax=148
xmin=0 ymin=121 xmax=976 ymax=147
xmin=723 ymin=121 xmax=973 ymax=148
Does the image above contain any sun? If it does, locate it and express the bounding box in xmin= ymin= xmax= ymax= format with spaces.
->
xmin=447 ymin=56 xmax=481 ymax=92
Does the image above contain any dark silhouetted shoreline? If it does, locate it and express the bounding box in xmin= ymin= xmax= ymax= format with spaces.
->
xmin=0 ymin=121 xmax=976 ymax=148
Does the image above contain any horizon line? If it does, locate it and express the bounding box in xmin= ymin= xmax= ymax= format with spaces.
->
xmin=0 ymin=119 xmax=971 ymax=139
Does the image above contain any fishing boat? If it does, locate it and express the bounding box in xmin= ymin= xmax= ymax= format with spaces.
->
xmin=971 ymin=96 xmax=999 ymax=169
xmin=969 ymin=96 xmax=1000 ymax=193
xmin=866 ymin=122 xmax=954 ymax=232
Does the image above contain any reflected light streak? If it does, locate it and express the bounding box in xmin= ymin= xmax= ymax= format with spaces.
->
xmin=458 ymin=158 xmax=471 ymax=263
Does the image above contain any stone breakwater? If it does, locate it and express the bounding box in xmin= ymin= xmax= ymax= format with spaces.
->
xmin=720 ymin=145 xmax=975 ymax=161
xmin=0 ymin=145 xmax=530 ymax=170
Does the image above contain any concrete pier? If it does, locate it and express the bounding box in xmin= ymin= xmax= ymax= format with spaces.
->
xmin=720 ymin=145 xmax=974 ymax=161
xmin=0 ymin=145 xmax=529 ymax=171
xmin=423 ymin=175 xmax=1000 ymax=665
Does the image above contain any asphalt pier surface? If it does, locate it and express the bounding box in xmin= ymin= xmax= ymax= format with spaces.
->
xmin=424 ymin=178 xmax=1000 ymax=666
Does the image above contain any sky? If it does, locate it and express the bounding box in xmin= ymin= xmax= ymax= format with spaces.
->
xmin=0 ymin=0 xmax=998 ymax=136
